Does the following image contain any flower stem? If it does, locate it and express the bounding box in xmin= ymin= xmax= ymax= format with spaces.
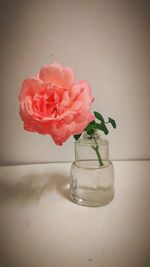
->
xmin=92 ymin=135 xmax=104 ymax=167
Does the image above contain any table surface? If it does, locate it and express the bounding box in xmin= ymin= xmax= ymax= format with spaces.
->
xmin=0 ymin=161 xmax=149 ymax=267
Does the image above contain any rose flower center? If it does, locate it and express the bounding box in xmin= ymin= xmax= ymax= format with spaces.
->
xmin=33 ymin=91 xmax=60 ymax=116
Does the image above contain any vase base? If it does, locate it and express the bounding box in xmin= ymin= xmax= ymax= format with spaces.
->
xmin=70 ymin=192 xmax=114 ymax=207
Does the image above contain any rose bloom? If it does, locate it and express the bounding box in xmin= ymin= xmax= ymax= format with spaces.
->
xmin=19 ymin=63 xmax=94 ymax=145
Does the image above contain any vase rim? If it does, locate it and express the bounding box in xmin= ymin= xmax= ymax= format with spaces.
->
xmin=75 ymin=137 xmax=108 ymax=146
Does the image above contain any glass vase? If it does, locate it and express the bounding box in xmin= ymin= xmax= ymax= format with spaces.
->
xmin=70 ymin=132 xmax=115 ymax=207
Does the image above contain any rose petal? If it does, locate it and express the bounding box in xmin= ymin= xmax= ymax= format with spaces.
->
xmin=39 ymin=64 xmax=64 ymax=87
xmin=19 ymin=77 xmax=41 ymax=101
xmin=66 ymin=112 xmax=95 ymax=135
xmin=50 ymin=123 xmax=71 ymax=145
xmin=39 ymin=63 xmax=75 ymax=90
xmin=76 ymin=80 xmax=92 ymax=95
xmin=74 ymin=112 xmax=87 ymax=123
xmin=70 ymin=85 xmax=81 ymax=100
xmin=63 ymin=67 xmax=75 ymax=89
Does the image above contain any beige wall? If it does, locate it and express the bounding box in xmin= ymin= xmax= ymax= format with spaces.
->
xmin=0 ymin=0 xmax=150 ymax=164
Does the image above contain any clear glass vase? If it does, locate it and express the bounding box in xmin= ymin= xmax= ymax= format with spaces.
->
xmin=70 ymin=132 xmax=115 ymax=207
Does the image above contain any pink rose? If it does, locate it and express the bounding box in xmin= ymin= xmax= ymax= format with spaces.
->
xmin=19 ymin=63 xmax=94 ymax=145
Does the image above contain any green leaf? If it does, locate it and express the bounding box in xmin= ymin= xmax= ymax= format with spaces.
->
xmin=108 ymin=117 xmax=116 ymax=129
xmin=96 ymin=123 xmax=109 ymax=135
xmin=84 ymin=120 xmax=95 ymax=135
xmin=94 ymin=111 xmax=105 ymax=123
xmin=74 ymin=134 xmax=82 ymax=141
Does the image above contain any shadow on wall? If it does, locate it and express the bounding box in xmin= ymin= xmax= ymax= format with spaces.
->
xmin=0 ymin=172 xmax=70 ymax=205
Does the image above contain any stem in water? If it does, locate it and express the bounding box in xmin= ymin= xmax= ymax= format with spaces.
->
xmin=92 ymin=135 xmax=104 ymax=167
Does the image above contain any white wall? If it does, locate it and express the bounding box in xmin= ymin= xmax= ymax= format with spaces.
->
xmin=0 ymin=0 xmax=150 ymax=164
